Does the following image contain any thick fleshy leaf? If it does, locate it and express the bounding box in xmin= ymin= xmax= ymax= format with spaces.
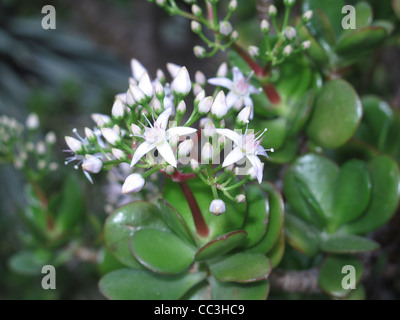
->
xmin=318 ymin=255 xmax=363 ymax=298
xmin=252 ymin=118 xmax=287 ymax=150
xmin=8 ymin=250 xmax=51 ymax=275
xmin=283 ymin=153 xmax=339 ymax=228
xmin=343 ymin=156 xmax=400 ymax=235
xmin=336 ymin=26 xmax=387 ymax=57
xmin=298 ymin=26 xmax=329 ymax=66
xmin=240 ymin=185 xmax=269 ymax=248
xmin=303 ymin=0 xmax=345 ymax=39
xmin=104 ymin=201 xmax=168 ymax=269
xmin=130 ymin=228 xmax=195 ymax=274
xmin=286 ymin=91 xmax=315 ymax=137
xmin=99 ymin=269 xmax=206 ymax=300
xmin=266 ymin=230 xmax=285 ymax=268
xmin=158 ymin=199 xmax=195 ymax=245
xmin=306 ymin=79 xmax=362 ymax=149
xmin=284 ymin=211 xmax=321 ymax=256
xmin=267 ymin=137 xmax=297 ymax=164
xmin=331 ymin=160 xmax=371 ymax=229
xmin=195 ymin=231 xmax=247 ymax=261
xmin=163 ymin=178 xmax=246 ymax=245
xmin=209 ymin=253 xmax=272 ymax=283
xmin=97 ymin=247 xmax=126 ymax=276
xmin=210 ymin=276 xmax=270 ymax=300
xmin=320 ymin=234 xmax=379 ymax=254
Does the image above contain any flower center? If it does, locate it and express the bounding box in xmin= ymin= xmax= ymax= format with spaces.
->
xmin=233 ymin=79 xmax=249 ymax=96
xmin=241 ymin=134 xmax=257 ymax=154
xmin=145 ymin=127 xmax=165 ymax=145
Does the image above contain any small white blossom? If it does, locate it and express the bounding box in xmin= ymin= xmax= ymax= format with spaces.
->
xmin=91 ymin=113 xmax=112 ymax=127
xmin=283 ymin=45 xmax=293 ymax=56
xmin=178 ymin=139 xmax=194 ymax=157
xmin=216 ymin=62 xmax=228 ymax=77
xmin=303 ymin=10 xmax=313 ymax=22
xmin=237 ymin=106 xmax=252 ymax=125
xmin=26 ymin=113 xmax=39 ymax=130
xmin=198 ymin=96 xmax=213 ymax=114
xmin=195 ymin=71 xmax=206 ymax=86
xmin=301 ymin=40 xmax=312 ymax=50
xmin=112 ymin=98 xmax=125 ymax=120
xmin=101 ymin=127 xmax=121 ymax=146
xmin=131 ymin=58 xmax=147 ymax=82
xmin=65 ymin=136 xmax=83 ymax=153
xmin=194 ymin=46 xmax=206 ymax=58
xmin=129 ymin=85 xmax=147 ymax=104
xmin=261 ymin=19 xmax=270 ymax=33
xmin=219 ymin=21 xmax=233 ymax=36
xmin=284 ymin=26 xmax=297 ymax=40
xmin=211 ymin=91 xmax=228 ymax=119
xmin=82 ymin=155 xmax=103 ymax=174
xmin=208 ymin=67 xmax=260 ymax=112
xmin=201 ymin=142 xmax=214 ymax=162
xmin=130 ymin=108 xmax=197 ymax=167
xmin=112 ymin=148 xmax=126 ymax=161
xmin=45 ymin=131 xmax=57 ymax=144
xmin=138 ymin=72 xmax=154 ymax=99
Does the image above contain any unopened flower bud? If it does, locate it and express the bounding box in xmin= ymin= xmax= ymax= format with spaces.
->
xmin=85 ymin=127 xmax=96 ymax=142
xmin=283 ymin=45 xmax=293 ymax=56
xmin=216 ymin=62 xmax=228 ymax=77
xmin=177 ymin=100 xmax=186 ymax=115
xmin=155 ymin=81 xmax=165 ymax=100
xmin=191 ymin=20 xmax=202 ymax=33
xmin=261 ymin=19 xmax=270 ymax=33
xmin=82 ymin=155 xmax=103 ymax=174
xmin=211 ymin=91 xmax=228 ymax=119
xmin=198 ymin=96 xmax=213 ymax=114
xmin=172 ymin=67 xmax=191 ymax=97
xmin=228 ymin=0 xmax=237 ymax=11
xmin=284 ymin=26 xmax=297 ymax=40
xmin=248 ymin=46 xmax=260 ymax=58
xmin=129 ymin=85 xmax=147 ymax=104
xmin=122 ymin=173 xmax=145 ymax=194
xmin=195 ymin=71 xmax=206 ymax=86
xmin=246 ymin=167 xmax=257 ymax=180
xmin=131 ymin=58 xmax=146 ymax=81
xmin=45 ymin=131 xmax=57 ymax=144
xmin=301 ymin=40 xmax=311 ymax=50
xmin=209 ymin=199 xmax=225 ymax=215
xmin=236 ymin=194 xmax=246 ymax=203
xmin=203 ymin=120 xmax=216 ymax=137
xmin=237 ymin=106 xmax=252 ymax=125
xmin=151 ymin=98 xmax=163 ymax=114
xmin=65 ymin=136 xmax=83 ymax=153
xmin=131 ymin=124 xmax=142 ymax=135
xmin=190 ymin=159 xmax=200 ymax=172
xmin=194 ymin=90 xmax=206 ymax=105
xmin=139 ymin=72 xmax=154 ymax=99
xmin=91 ymin=113 xmax=111 ymax=128
xmin=191 ymin=4 xmax=202 ymax=16
xmin=219 ymin=21 xmax=233 ymax=36
xmin=112 ymin=148 xmax=126 ymax=161
xmin=178 ymin=139 xmax=194 ymax=158
xmin=284 ymin=0 xmax=295 ymax=7
xmin=268 ymin=5 xmax=277 ymax=17
xmin=26 ymin=113 xmax=39 ymax=130
xmin=201 ymin=142 xmax=214 ymax=162
xmin=230 ymin=30 xmax=239 ymax=41
xmin=101 ymin=127 xmax=121 ymax=146
xmin=36 ymin=141 xmax=46 ymax=155
xmin=194 ymin=45 xmax=206 ymax=58
xmin=156 ymin=0 xmax=166 ymax=6
xmin=303 ymin=10 xmax=313 ymax=22
xmin=165 ymin=165 xmax=175 ymax=175
xmin=112 ymin=98 xmax=125 ymax=120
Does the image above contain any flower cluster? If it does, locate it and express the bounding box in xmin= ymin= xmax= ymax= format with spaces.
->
xmin=0 ymin=113 xmax=58 ymax=177
xmin=64 ymin=59 xmax=273 ymax=215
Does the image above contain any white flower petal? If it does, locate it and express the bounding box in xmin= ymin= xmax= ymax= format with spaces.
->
xmin=222 ymin=147 xmax=245 ymax=167
xmin=215 ymin=128 xmax=242 ymax=146
xmin=167 ymin=126 xmax=197 ymax=137
xmin=157 ymin=140 xmax=177 ymax=167
xmin=232 ymin=67 xmax=244 ymax=83
xmin=208 ymin=77 xmax=233 ymax=90
xmin=226 ymin=91 xmax=238 ymax=108
xmin=130 ymin=141 xmax=155 ymax=167
xmin=248 ymin=84 xmax=260 ymax=95
xmin=131 ymin=59 xmax=147 ymax=81
xmin=247 ymin=154 xmax=263 ymax=184
xmin=156 ymin=108 xmax=172 ymax=130
xmin=256 ymin=145 xmax=268 ymax=157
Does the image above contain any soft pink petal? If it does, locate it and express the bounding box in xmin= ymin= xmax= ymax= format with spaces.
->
xmin=247 ymin=154 xmax=264 ymax=184
xmin=232 ymin=67 xmax=244 ymax=83
xmin=248 ymin=85 xmax=260 ymax=95
xmin=130 ymin=141 xmax=155 ymax=167
xmin=208 ymin=77 xmax=233 ymax=90
xmin=215 ymin=128 xmax=242 ymax=146
xmin=222 ymin=147 xmax=245 ymax=167
xmin=157 ymin=140 xmax=177 ymax=167
xmin=256 ymin=145 xmax=268 ymax=157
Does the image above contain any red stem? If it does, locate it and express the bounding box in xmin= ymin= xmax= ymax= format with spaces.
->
xmin=178 ymin=181 xmax=209 ymax=238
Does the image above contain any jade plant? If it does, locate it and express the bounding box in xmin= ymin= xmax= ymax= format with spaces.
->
xmin=2 ymin=0 xmax=400 ymax=300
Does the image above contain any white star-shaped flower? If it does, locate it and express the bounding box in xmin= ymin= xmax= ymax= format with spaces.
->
xmin=131 ymin=108 xmax=197 ymax=167
xmin=216 ymin=128 xmax=272 ymax=183
xmin=208 ymin=67 xmax=260 ymax=113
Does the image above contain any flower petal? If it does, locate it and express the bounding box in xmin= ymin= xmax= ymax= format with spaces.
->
xmin=156 ymin=108 xmax=172 ymax=130
xmin=215 ymin=128 xmax=242 ymax=146
xmin=157 ymin=140 xmax=177 ymax=167
xmin=248 ymin=84 xmax=260 ymax=95
xmin=232 ymin=67 xmax=244 ymax=83
xmin=247 ymin=154 xmax=264 ymax=184
xmin=256 ymin=145 xmax=268 ymax=157
xmin=208 ymin=77 xmax=234 ymax=90
xmin=167 ymin=126 xmax=197 ymax=137
xmin=130 ymin=141 xmax=155 ymax=167
xmin=226 ymin=91 xmax=238 ymax=109
xmin=222 ymin=147 xmax=245 ymax=167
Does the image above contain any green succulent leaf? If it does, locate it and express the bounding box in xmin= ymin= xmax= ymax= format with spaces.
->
xmin=195 ymin=230 xmax=247 ymax=261
xmin=318 ymin=255 xmax=363 ymax=298
xmin=104 ymin=201 xmax=168 ymax=269
xmin=97 ymin=247 xmax=126 ymax=276
xmin=209 ymin=252 xmax=272 ymax=283
xmin=130 ymin=228 xmax=196 ymax=274
xmin=306 ymin=79 xmax=362 ymax=149
xmin=265 ymin=230 xmax=285 ymax=268
xmin=99 ymin=269 xmax=207 ymax=300
xmin=320 ymin=234 xmax=379 ymax=254
xmin=210 ymin=276 xmax=270 ymax=300
xmin=240 ymin=185 xmax=269 ymax=248
xmin=331 ymin=160 xmax=371 ymax=228
xmin=8 ymin=250 xmax=52 ymax=276
xmin=284 ymin=211 xmax=321 ymax=256
xmin=343 ymin=156 xmax=400 ymax=235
